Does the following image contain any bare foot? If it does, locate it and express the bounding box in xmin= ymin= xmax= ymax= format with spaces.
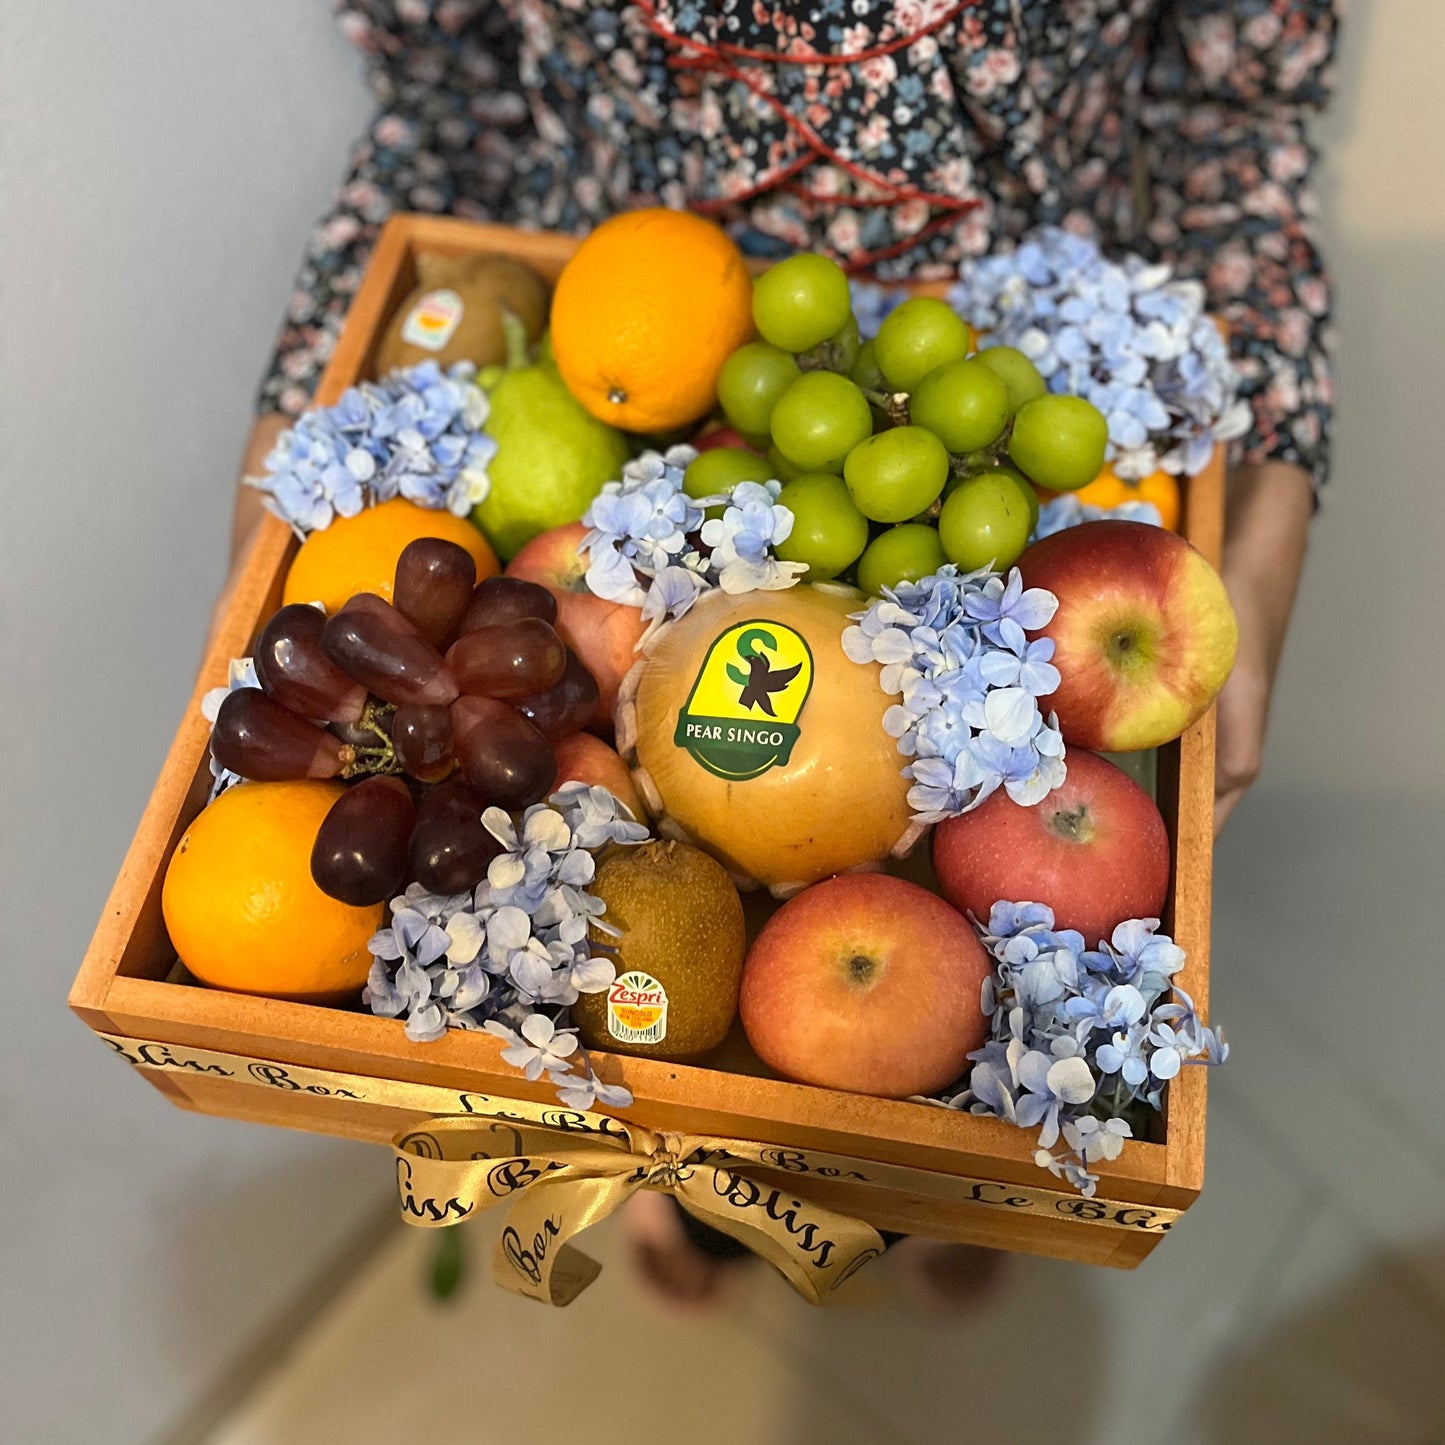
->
xmin=620 ymin=1190 xmax=751 ymax=1313
xmin=887 ymin=1239 xmax=1008 ymax=1315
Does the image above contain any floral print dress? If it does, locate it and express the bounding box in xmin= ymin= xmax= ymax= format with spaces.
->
xmin=260 ymin=0 xmax=1338 ymax=490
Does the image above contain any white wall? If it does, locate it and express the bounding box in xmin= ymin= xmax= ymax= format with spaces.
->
xmin=2 ymin=3 xmax=1443 ymax=1442
xmin=0 ymin=6 xmax=379 ymax=1442
xmin=1266 ymin=0 xmax=1445 ymax=793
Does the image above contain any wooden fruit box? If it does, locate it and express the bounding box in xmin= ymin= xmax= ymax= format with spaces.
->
xmin=70 ymin=215 xmax=1222 ymax=1270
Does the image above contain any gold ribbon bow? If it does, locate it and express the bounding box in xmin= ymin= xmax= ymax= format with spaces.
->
xmin=393 ymin=1115 xmax=886 ymax=1307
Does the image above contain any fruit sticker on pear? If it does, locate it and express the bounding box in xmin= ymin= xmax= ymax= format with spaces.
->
xmin=673 ymin=621 xmax=814 ymax=781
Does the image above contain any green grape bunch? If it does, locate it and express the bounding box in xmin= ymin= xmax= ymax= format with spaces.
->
xmin=713 ymin=253 xmax=1112 ymax=594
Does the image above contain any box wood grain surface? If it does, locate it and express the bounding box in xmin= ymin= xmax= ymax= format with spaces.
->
xmin=70 ymin=216 xmax=1222 ymax=1268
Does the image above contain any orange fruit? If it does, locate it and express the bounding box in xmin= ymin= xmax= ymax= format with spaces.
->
xmin=162 ymin=781 xmax=382 ymax=1001
xmin=1037 ymin=465 xmax=1181 ymax=533
xmin=550 ymin=208 xmax=755 ymax=433
xmin=283 ymin=497 xmax=500 ymax=613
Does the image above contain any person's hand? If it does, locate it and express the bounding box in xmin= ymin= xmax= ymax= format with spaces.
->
xmin=1213 ymin=461 xmax=1313 ymax=834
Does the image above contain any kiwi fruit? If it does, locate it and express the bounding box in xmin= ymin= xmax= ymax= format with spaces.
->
xmin=574 ymin=840 xmax=745 ymax=1061
xmin=373 ymin=253 xmax=551 ymax=375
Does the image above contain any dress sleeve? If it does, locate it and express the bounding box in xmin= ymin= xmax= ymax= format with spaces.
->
xmin=1141 ymin=0 xmax=1339 ymax=492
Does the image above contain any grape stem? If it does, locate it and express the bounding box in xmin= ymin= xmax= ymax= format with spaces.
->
xmin=340 ymin=700 xmax=402 ymax=779
xmin=947 ymin=428 xmax=1015 ymax=481
xmin=861 ymin=389 xmax=912 ymax=428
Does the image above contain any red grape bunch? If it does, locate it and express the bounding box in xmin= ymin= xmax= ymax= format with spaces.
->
xmin=208 ymin=537 xmax=602 ymax=907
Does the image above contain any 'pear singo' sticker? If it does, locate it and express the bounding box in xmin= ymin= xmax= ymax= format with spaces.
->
xmin=673 ymin=621 xmax=814 ymax=781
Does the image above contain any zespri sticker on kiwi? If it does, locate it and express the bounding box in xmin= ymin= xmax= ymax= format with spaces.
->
xmin=673 ymin=620 xmax=814 ymax=781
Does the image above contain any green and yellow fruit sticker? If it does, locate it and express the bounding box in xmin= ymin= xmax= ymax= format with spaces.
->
xmin=673 ymin=620 xmax=814 ymax=781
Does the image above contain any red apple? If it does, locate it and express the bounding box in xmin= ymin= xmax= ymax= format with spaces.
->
xmin=691 ymin=424 xmax=759 ymax=454
xmin=505 ymin=521 xmax=646 ymax=734
xmin=932 ymin=749 xmax=1169 ymax=946
xmin=739 ymin=874 xmax=990 ymax=1098
xmin=552 ymin=732 xmax=647 ymax=821
xmin=1017 ymin=520 xmax=1237 ymax=752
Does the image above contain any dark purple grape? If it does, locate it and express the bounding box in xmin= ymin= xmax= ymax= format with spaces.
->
xmin=254 ymin=603 xmax=367 ymax=725
xmin=408 ymin=778 xmax=503 ymax=894
xmin=339 ymin=591 xmax=394 ymax=619
xmin=458 ymin=575 xmax=558 ymax=634
xmin=392 ymin=703 xmax=454 ymax=783
xmin=447 ymin=618 xmax=567 ymax=700
xmin=450 ymin=696 xmax=556 ymax=808
xmin=394 ymin=539 xmax=478 ymax=649
xmin=513 ymin=651 xmax=600 ymax=741
xmin=211 ymin=688 xmax=347 ymax=781
xmin=310 ymin=776 xmax=415 ymax=905
xmin=322 ymin=598 xmax=459 ymax=708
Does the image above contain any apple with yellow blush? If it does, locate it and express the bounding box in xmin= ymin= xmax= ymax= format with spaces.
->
xmin=1017 ymin=520 xmax=1237 ymax=752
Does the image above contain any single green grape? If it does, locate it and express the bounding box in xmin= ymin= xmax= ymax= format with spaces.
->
xmin=773 ymin=473 xmax=870 ymax=581
xmin=842 ymin=425 xmax=950 ymax=523
xmin=937 ymin=471 xmax=1035 ymax=572
xmin=1008 ymin=393 xmax=1109 ymax=492
xmin=765 ymin=442 xmax=805 ymax=484
xmin=753 ymin=254 xmax=852 ymax=353
xmin=1004 ymin=464 xmax=1040 ymax=533
xmin=873 ymin=298 xmax=972 ymax=393
xmin=943 ymin=462 xmax=1039 ymax=532
xmin=716 ymin=342 xmax=800 ymax=439
xmin=908 ymin=358 xmax=1011 ymax=455
xmin=769 ymin=371 xmax=873 ymax=473
xmin=856 ymin=524 xmax=947 ymax=598
xmin=848 ymin=338 xmax=886 ymax=394
xmin=977 ymin=345 xmax=1047 ymax=413
xmin=683 ymin=448 xmax=774 ymax=520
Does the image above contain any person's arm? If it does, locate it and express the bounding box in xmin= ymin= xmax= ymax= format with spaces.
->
xmin=1214 ymin=459 xmax=1312 ymax=831
xmin=1140 ymin=0 xmax=1339 ymax=830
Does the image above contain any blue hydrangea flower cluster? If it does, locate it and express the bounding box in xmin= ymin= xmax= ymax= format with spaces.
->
xmin=842 ymin=568 xmax=1067 ymax=823
xmin=249 ymin=361 xmax=498 ymax=533
xmin=849 ymin=280 xmax=908 ymax=340
xmin=929 ymin=902 xmax=1228 ymax=1196
xmin=949 ymin=227 xmax=1250 ymax=480
xmin=1033 ymin=494 xmax=1163 ymax=541
xmin=363 ymin=783 xmax=647 ymax=1110
xmin=581 ymin=446 xmax=805 ymax=640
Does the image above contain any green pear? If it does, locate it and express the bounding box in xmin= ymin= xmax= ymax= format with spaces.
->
xmin=472 ymin=326 xmax=630 ymax=561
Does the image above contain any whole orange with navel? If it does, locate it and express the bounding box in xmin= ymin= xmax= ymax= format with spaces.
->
xmin=549 ymin=208 xmax=755 ymax=433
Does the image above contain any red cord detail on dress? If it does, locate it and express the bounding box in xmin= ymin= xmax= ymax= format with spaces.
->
xmin=661 ymin=43 xmax=980 ymax=214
